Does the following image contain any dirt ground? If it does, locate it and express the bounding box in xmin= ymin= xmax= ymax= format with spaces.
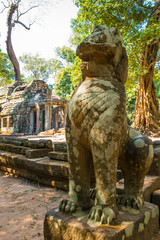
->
xmin=0 ymin=171 xmax=160 ymax=240
xmin=0 ymin=171 xmax=67 ymax=240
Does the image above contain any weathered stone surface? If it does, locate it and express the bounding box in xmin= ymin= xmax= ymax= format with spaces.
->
xmin=0 ymin=136 xmax=24 ymax=146
xmin=117 ymin=176 xmax=160 ymax=202
xmin=0 ymin=165 xmax=68 ymax=190
xmin=143 ymin=176 xmax=160 ymax=202
xmin=23 ymin=139 xmax=53 ymax=149
xmin=25 ymin=148 xmax=51 ymax=158
xmin=48 ymin=151 xmax=68 ymax=161
xmin=151 ymin=189 xmax=160 ymax=221
xmin=0 ymin=80 xmax=67 ymax=135
xmin=54 ymin=142 xmax=67 ymax=153
xmin=44 ymin=202 xmax=159 ymax=240
xmin=0 ymin=143 xmax=27 ymax=155
xmin=153 ymin=140 xmax=160 ymax=148
xmin=60 ymin=24 xmax=154 ymax=224
xmin=147 ymin=148 xmax=160 ymax=176
xmin=0 ymin=151 xmax=69 ymax=190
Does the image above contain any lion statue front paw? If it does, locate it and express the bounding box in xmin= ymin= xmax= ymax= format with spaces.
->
xmin=89 ymin=205 xmax=116 ymax=224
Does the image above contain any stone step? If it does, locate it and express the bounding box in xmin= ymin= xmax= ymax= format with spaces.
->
xmin=151 ymin=189 xmax=160 ymax=221
xmin=0 ymin=143 xmax=51 ymax=158
xmin=53 ymin=142 xmax=67 ymax=153
xmin=25 ymin=149 xmax=51 ymax=158
xmin=147 ymin=148 xmax=160 ymax=176
xmin=48 ymin=151 xmax=68 ymax=162
xmin=0 ymin=143 xmax=27 ymax=155
xmin=153 ymin=140 xmax=160 ymax=148
xmin=0 ymin=151 xmax=69 ymax=190
xmin=0 ymin=136 xmax=24 ymax=146
xmin=23 ymin=139 xmax=53 ymax=149
xmin=0 ymin=136 xmax=53 ymax=149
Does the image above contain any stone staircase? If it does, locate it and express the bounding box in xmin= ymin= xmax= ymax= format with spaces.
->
xmin=0 ymin=136 xmax=160 ymax=223
xmin=0 ymin=136 xmax=69 ymax=190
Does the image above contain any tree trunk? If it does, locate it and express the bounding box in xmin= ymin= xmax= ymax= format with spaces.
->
xmin=133 ymin=1 xmax=160 ymax=134
xmin=133 ymin=40 xmax=160 ymax=134
xmin=6 ymin=3 xmax=21 ymax=82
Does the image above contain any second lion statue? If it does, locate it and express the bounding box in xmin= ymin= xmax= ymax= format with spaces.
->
xmin=59 ymin=25 xmax=153 ymax=224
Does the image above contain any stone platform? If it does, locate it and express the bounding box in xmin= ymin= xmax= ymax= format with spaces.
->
xmin=44 ymin=202 xmax=159 ymax=240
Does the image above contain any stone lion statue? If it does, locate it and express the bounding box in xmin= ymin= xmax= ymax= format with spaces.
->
xmin=59 ymin=25 xmax=153 ymax=224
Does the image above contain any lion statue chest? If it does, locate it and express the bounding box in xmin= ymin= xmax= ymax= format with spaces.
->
xmin=67 ymin=76 xmax=127 ymax=150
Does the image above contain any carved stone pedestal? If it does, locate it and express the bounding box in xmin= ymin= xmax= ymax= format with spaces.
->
xmin=44 ymin=202 xmax=159 ymax=240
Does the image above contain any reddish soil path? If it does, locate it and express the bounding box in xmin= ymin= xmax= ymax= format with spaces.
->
xmin=0 ymin=171 xmax=67 ymax=240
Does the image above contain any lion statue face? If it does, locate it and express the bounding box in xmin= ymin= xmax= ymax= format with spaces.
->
xmin=76 ymin=24 xmax=128 ymax=83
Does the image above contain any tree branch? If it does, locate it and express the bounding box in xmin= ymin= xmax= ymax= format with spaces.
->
xmin=0 ymin=1 xmax=8 ymax=13
xmin=19 ymin=5 xmax=40 ymax=18
xmin=14 ymin=20 xmax=30 ymax=30
xmin=6 ymin=0 xmax=10 ymax=5
xmin=14 ymin=18 xmax=36 ymax=30
xmin=17 ymin=0 xmax=21 ymax=4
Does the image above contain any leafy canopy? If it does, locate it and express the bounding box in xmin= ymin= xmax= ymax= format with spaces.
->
xmin=71 ymin=0 xmax=160 ymax=86
xmin=0 ymin=49 xmax=14 ymax=86
xmin=56 ymin=46 xmax=76 ymax=66
xmin=54 ymin=45 xmax=80 ymax=99
xmin=54 ymin=68 xmax=74 ymax=100
xmin=19 ymin=53 xmax=63 ymax=82
xmin=54 ymin=0 xmax=160 ymax=112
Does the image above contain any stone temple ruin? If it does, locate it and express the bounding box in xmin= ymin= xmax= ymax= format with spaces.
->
xmin=0 ymin=80 xmax=67 ymax=135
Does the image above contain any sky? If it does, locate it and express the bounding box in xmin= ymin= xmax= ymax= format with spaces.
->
xmin=0 ymin=0 xmax=78 ymax=60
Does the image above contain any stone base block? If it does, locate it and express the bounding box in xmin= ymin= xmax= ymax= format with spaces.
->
xmin=44 ymin=202 xmax=159 ymax=240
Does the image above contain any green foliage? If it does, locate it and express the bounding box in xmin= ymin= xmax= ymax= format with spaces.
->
xmin=54 ymin=0 xmax=160 ymax=116
xmin=72 ymin=0 xmax=160 ymax=84
xmin=70 ymin=56 xmax=82 ymax=88
xmin=0 ymin=49 xmax=14 ymax=86
xmin=19 ymin=53 xmax=63 ymax=82
xmin=126 ymin=84 xmax=137 ymax=125
xmin=56 ymin=46 xmax=76 ymax=65
xmin=54 ymin=46 xmax=82 ymax=99
xmin=69 ymin=0 xmax=160 ymax=123
xmin=54 ymin=68 xmax=74 ymax=100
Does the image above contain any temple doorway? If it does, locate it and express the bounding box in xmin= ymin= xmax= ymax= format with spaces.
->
xmin=33 ymin=110 xmax=37 ymax=134
xmin=41 ymin=110 xmax=45 ymax=131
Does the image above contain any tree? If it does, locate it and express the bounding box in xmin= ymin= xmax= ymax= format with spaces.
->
xmin=0 ymin=0 xmax=49 ymax=82
xmin=70 ymin=56 xmax=81 ymax=88
xmin=0 ymin=49 xmax=14 ymax=86
xmin=56 ymin=46 xmax=76 ymax=66
xmin=54 ymin=68 xmax=74 ymax=100
xmin=55 ymin=45 xmax=81 ymax=89
xmin=54 ymin=46 xmax=78 ymax=98
xmin=71 ymin=0 xmax=160 ymax=134
xmin=132 ymin=3 xmax=160 ymax=132
xmin=19 ymin=53 xmax=63 ymax=82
